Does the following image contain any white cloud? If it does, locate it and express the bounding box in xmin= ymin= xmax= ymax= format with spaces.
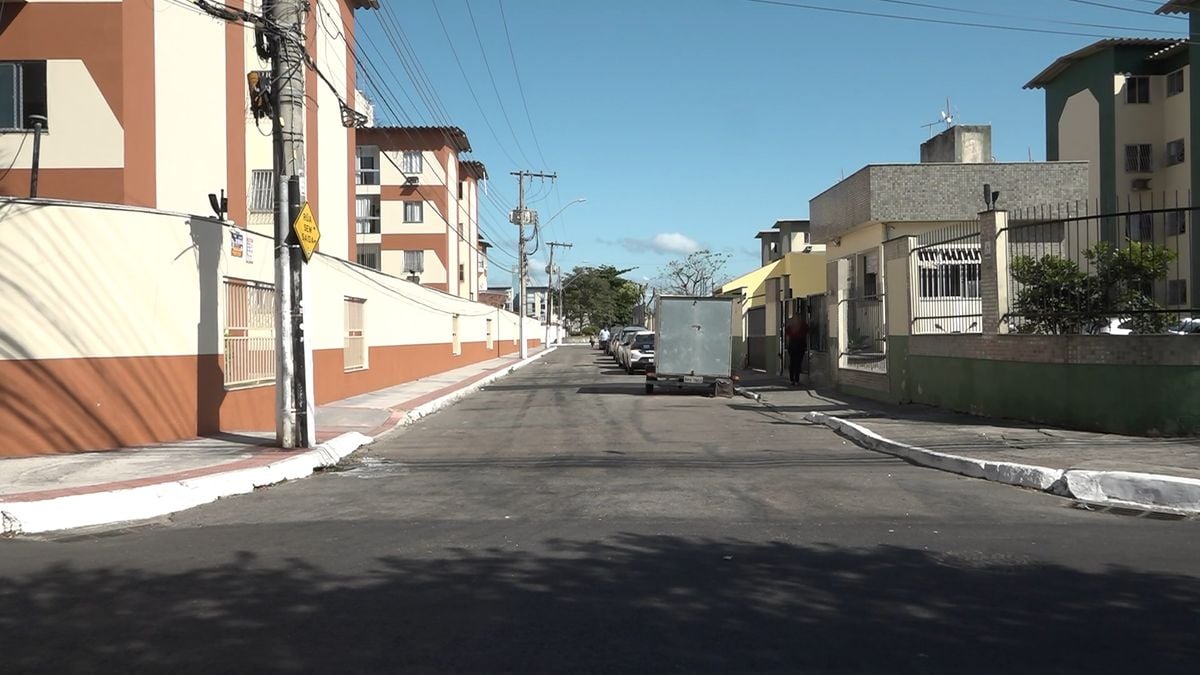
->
xmin=649 ymin=232 xmax=701 ymax=255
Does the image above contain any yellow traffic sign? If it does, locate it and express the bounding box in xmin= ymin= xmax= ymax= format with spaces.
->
xmin=291 ymin=202 xmax=320 ymax=262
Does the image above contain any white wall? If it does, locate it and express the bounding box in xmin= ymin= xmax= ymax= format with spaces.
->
xmin=154 ymin=0 xmax=228 ymax=216
xmin=0 ymin=199 xmax=539 ymax=362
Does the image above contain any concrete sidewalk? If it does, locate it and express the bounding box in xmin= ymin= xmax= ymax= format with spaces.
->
xmin=0 ymin=347 xmax=556 ymax=535
xmin=736 ymin=370 xmax=1200 ymax=515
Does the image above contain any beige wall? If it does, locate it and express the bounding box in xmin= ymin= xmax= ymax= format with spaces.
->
xmin=1059 ymin=89 xmax=1102 ymax=203
xmin=154 ymin=0 xmax=228 ymax=216
xmin=0 ymin=198 xmax=538 ymax=362
xmin=0 ymin=60 xmax=123 ymax=170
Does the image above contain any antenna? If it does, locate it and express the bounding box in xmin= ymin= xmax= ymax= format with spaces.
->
xmin=921 ymin=96 xmax=958 ymax=137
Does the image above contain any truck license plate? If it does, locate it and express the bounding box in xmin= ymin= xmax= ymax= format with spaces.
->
xmin=683 ymin=375 xmax=703 ymax=384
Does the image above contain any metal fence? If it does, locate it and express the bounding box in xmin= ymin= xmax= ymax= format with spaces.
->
xmin=224 ymin=279 xmax=276 ymax=387
xmin=1003 ymin=196 xmax=1196 ymax=334
xmin=909 ymin=221 xmax=983 ymax=334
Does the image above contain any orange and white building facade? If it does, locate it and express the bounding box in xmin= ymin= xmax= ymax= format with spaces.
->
xmin=0 ymin=0 xmax=540 ymax=457
xmin=0 ymin=0 xmax=364 ymax=257
xmin=355 ymin=126 xmax=489 ymax=299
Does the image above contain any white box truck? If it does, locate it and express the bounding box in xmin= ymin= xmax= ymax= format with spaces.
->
xmin=645 ymin=295 xmax=735 ymax=395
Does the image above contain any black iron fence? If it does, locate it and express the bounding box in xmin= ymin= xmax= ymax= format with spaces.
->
xmin=909 ymin=221 xmax=983 ymax=335
xmin=1003 ymin=197 xmax=1196 ymax=334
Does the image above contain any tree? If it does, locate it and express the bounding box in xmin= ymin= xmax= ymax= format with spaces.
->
xmin=659 ymin=250 xmax=731 ymax=296
xmin=1010 ymin=240 xmax=1176 ymax=334
xmin=560 ymin=265 xmax=641 ymax=331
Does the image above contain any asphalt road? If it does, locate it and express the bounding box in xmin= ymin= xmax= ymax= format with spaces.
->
xmin=3 ymin=346 xmax=1199 ymax=673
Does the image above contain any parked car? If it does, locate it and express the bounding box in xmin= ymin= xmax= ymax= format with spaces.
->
xmin=624 ymin=331 xmax=655 ymax=373
xmin=1096 ymin=318 xmax=1133 ymax=335
xmin=616 ymin=329 xmax=649 ymax=370
xmin=615 ymin=329 xmax=646 ymax=369
xmin=1169 ymin=318 xmax=1200 ymax=335
xmin=611 ymin=326 xmax=646 ymax=361
xmin=604 ymin=326 xmax=624 ymax=355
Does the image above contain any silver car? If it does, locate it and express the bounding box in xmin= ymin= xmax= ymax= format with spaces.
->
xmin=622 ymin=331 xmax=655 ymax=373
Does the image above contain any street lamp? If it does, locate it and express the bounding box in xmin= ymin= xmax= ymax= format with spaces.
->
xmin=542 ymin=198 xmax=586 ymax=230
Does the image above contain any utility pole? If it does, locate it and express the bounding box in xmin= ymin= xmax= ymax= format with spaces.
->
xmin=510 ymin=170 xmax=555 ymax=358
xmin=271 ymin=0 xmax=313 ymax=448
xmin=546 ymin=241 xmax=572 ymax=343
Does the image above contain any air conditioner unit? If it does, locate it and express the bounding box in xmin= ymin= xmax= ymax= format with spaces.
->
xmin=1132 ymin=177 xmax=1152 ymax=191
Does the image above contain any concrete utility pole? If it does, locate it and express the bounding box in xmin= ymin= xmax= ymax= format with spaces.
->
xmin=546 ymin=241 xmax=573 ymax=343
xmin=510 ymin=170 xmax=555 ymax=359
xmin=271 ymin=0 xmax=313 ymax=448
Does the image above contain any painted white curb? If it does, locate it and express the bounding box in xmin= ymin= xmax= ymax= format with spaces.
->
xmin=807 ymin=412 xmax=1065 ymax=492
xmin=0 ymin=431 xmax=373 ymax=536
xmin=398 ymin=346 xmax=559 ymax=429
xmin=808 ymin=411 xmax=1200 ymax=514
xmin=1065 ymin=470 xmax=1200 ymax=513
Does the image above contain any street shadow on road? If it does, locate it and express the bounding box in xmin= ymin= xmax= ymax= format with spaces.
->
xmin=2 ymin=534 xmax=1198 ymax=673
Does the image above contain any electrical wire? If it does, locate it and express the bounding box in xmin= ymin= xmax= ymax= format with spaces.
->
xmin=1065 ymin=0 xmax=1185 ymax=20
xmin=497 ymin=0 xmax=548 ymax=168
xmin=0 ymin=129 xmax=29 ymax=182
xmin=869 ymin=0 xmax=1182 ymax=33
xmin=745 ymin=0 xmax=1167 ymax=38
xmin=465 ymin=0 xmax=535 ymax=167
xmin=428 ymin=0 xmax=524 ymax=168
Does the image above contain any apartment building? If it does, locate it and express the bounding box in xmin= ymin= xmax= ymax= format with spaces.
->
xmin=1027 ymin=33 xmax=1197 ymax=308
xmin=0 ymin=0 xmax=370 ymax=261
xmin=354 ymin=126 xmax=488 ymax=299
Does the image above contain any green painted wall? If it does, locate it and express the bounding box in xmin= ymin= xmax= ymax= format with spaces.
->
xmin=906 ymin=355 xmax=1200 ymax=436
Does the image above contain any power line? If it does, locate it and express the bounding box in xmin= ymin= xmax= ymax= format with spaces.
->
xmin=465 ymin=0 xmax=536 ymax=167
xmin=745 ymin=0 xmax=1164 ymax=37
xmin=429 ymin=0 xmax=524 ymax=168
xmin=869 ymin=0 xmax=1182 ymax=33
xmin=1065 ymin=0 xmax=1185 ymax=20
xmin=497 ymin=0 xmax=548 ymax=167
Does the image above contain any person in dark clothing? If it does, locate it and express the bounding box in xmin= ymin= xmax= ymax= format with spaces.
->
xmin=784 ymin=312 xmax=809 ymax=386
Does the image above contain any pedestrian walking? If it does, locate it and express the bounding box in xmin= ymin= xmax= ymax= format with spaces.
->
xmin=598 ymin=327 xmax=610 ymax=350
xmin=784 ymin=312 xmax=809 ymax=386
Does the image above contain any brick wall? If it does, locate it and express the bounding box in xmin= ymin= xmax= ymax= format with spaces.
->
xmin=910 ymin=334 xmax=1200 ymax=367
xmin=838 ymin=367 xmax=890 ymax=392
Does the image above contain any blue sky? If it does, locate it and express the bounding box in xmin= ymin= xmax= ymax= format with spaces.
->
xmin=354 ymin=0 xmax=1188 ymax=287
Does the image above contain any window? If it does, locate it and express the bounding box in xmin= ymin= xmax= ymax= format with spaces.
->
xmin=356 ymin=244 xmax=380 ymax=270
xmin=223 ymin=279 xmax=276 ymax=387
xmin=1167 ymin=209 xmax=1188 ymax=235
xmin=858 ymin=251 xmax=879 ymax=298
xmin=1125 ymin=144 xmax=1153 ymax=173
xmin=344 ymin=297 xmax=366 ymax=370
xmin=249 ymin=169 xmax=274 ymax=212
xmin=1167 ymin=139 xmax=1186 ymax=166
xmin=458 ymin=180 xmax=465 ymax=199
xmin=1168 ymin=69 xmax=1185 ymax=97
xmin=402 ymin=150 xmax=423 ymax=174
xmin=917 ymin=248 xmax=982 ymax=299
xmin=403 ymin=249 xmax=425 ymax=274
xmin=458 ymin=263 xmax=465 ymax=282
xmin=404 ymin=200 xmax=423 ymax=223
xmin=1126 ymin=213 xmax=1154 ymax=242
xmin=355 ymin=196 xmax=380 ymax=234
xmin=356 ymin=146 xmax=379 ymax=185
xmin=1168 ymin=279 xmax=1188 ymax=306
xmin=1126 ymin=75 xmax=1150 ymax=104
xmin=0 ymin=61 xmax=48 ymax=130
